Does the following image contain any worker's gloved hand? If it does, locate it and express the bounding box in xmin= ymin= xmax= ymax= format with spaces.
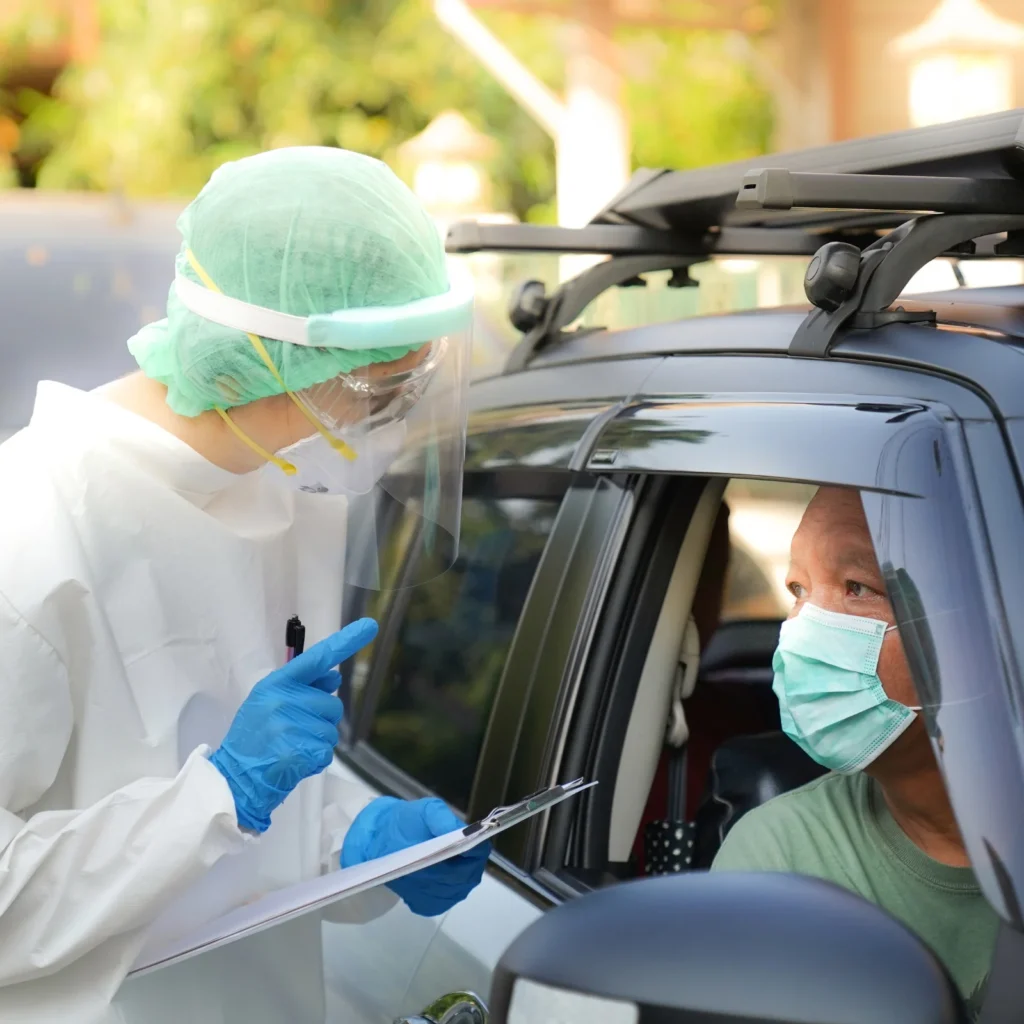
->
xmin=210 ymin=618 xmax=378 ymax=833
xmin=341 ymin=796 xmax=490 ymax=917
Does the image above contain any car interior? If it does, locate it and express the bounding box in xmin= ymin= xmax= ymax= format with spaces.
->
xmin=608 ymin=476 xmax=827 ymax=881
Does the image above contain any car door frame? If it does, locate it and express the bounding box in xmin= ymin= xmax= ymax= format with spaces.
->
xmin=336 ymin=357 xmax=669 ymax=905
xmin=514 ymin=350 xmax=1024 ymax=900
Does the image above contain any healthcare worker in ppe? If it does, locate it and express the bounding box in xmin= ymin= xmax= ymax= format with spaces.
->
xmin=0 ymin=146 xmax=486 ymax=1024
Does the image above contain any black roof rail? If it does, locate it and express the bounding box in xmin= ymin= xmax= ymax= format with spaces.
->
xmin=736 ymin=169 xmax=1024 ymax=216
xmin=446 ymin=221 xmax=874 ymax=258
xmin=596 ymin=108 xmax=1024 ymax=231
xmin=448 ymin=109 xmax=1024 ymax=256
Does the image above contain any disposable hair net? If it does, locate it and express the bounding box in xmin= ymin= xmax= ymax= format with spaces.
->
xmin=127 ymin=146 xmax=450 ymax=417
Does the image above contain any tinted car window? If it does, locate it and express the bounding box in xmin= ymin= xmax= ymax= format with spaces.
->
xmin=367 ymin=492 xmax=561 ymax=812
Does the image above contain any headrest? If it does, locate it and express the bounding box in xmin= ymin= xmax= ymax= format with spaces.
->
xmin=693 ymin=732 xmax=827 ymax=867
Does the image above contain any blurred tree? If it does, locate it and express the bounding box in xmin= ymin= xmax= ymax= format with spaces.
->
xmin=11 ymin=0 xmax=772 ymax=219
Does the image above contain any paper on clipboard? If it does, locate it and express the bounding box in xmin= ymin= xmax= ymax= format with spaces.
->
xmin=130 ymin=778 xmax=595 ymax=978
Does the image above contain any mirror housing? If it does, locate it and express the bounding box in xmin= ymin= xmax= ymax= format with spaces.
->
xmin=489 ymin=872 xmax=967 ymax=1023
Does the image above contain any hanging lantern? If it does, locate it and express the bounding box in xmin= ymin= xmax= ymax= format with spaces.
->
xmin=398 ymin=110 xmax=498 ymax=219
xmin=891 ymin=0 xmax=1024 ymax=127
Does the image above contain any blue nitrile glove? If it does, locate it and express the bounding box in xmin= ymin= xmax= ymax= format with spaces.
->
xmin=341 ymin=796 xmax=490 ymax=917
xmin=210 ymin=618 xmax=378 ymax=833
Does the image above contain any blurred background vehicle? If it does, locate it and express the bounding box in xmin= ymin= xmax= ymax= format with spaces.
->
xmin=0 ymin=191 xmax=179 ymax=440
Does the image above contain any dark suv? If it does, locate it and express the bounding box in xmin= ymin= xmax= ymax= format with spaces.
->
xmin=334 ymin=110 xmax=1024 ymax=1023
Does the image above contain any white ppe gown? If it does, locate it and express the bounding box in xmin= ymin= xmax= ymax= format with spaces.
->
xmin=0 ymin=382 xmax=396 ymax=1023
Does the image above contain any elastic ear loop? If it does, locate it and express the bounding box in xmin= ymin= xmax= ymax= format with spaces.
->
xmin=883 ymin=623 xmax=922 ymax=710
xmin=184 ymin=249 xmax=357 ymax=475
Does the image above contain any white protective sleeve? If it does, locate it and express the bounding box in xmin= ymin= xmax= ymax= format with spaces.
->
xmin=0 ymin=597 xmax=246 ymax=1020
xmin=319 ymin=764 xmax=400 ymax=924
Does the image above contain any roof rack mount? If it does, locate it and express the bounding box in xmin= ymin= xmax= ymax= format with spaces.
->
xmin=504 ymin=254 xmax=702 ymax=373
xmin=791 ymin=212 xmax=1024 ymax=356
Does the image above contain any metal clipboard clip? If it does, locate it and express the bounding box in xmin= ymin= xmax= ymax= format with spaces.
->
xmin=462 ymin=778 xmax=595 ymax=838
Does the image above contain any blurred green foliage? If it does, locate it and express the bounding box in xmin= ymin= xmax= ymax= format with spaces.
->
xmin=6 ymin=0 xmax=772 ymax=219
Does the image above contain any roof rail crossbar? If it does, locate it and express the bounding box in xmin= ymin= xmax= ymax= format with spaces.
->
xmin=504 ymin=254 xmax=705 ymax=373
xmin=790 ymin=213 xmax=1024 ymax=357
xmin=445 ymin=221 xmax=827 ymax=258
xmin=447 ymin=222 xmax=693 ymax=257
xmin=738 ymin=169 xmax=1024 ymax=216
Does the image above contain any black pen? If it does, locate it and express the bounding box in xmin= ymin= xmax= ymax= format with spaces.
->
xmin=286 ymin=615 xmax=306 ymax=662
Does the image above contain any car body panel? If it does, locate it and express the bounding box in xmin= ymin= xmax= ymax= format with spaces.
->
xmin=587 ymin=397 xmax=948 ymax=491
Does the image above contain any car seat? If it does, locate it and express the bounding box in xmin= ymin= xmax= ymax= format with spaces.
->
xmin=630 ymin=502 xmax=731 ymax=874
xmin=633 ymin=500 xmax=828 ymax=875
xmin=691 ymin=731 xmax=827 ymax=868
xmin=681 ymin=618 xmax=784 ymax=812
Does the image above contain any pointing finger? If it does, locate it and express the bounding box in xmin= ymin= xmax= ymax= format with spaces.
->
xmin=282 ymin=619 xmax=378 ymax=685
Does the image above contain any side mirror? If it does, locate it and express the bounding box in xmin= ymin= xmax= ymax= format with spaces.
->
xmin=489 ymin=872 xmax=968 ymax=1023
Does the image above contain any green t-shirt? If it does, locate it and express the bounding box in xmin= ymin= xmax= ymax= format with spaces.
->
xmin=712 ymin=772 xmax=998 ymax=1019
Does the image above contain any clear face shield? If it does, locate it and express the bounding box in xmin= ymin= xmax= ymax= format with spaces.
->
xmin=281 ymin=334 xmax=468 ymax=589
xmin=174 ymin=255 xmax=472 ymax=590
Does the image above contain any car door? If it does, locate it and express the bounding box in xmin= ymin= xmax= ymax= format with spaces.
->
xmin=322 ymin=382 xmax=647 ymax=1023
xmin=523 ymin=353 xmax=1024 ymax=948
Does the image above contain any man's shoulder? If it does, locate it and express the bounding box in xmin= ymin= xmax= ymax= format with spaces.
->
xmin=734 ymin=772 xmax=865 ymax=829
xmin=712 ymin=773 xmax=868 ymax=874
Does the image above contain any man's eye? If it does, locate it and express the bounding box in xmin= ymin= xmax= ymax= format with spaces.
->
xmin=847 ymin=580 xmax=873 ymax=598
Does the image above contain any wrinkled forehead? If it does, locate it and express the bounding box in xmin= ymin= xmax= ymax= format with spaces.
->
xmin=791 ymin=487 xmax=881 ymax=574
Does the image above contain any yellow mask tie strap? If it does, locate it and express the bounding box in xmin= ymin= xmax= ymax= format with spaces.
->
xmin=214 ymin=408 xmax=296 ymax=475
xmin=184 ymin=248 xmax=356 ymax=464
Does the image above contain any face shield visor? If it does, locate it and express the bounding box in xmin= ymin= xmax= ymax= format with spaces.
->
xmin=174 ymin=258 xmax=472 ymax=590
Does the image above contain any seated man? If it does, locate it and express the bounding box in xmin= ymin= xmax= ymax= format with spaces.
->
xmin=712 ymin=486 xmax=998 ymax=1018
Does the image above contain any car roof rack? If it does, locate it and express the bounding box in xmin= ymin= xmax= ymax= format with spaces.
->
xmin=447 ymin=109 xmax=1024 ymax=369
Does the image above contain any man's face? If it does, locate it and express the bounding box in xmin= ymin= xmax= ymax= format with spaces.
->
xmin=785 ymin=486 xmax=918 ymax=710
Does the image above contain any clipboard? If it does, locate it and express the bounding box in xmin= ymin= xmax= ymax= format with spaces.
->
xmin=130 ymin=778 xmax=595 ymax=977
xmin=463 ymin=778 xmax=592 ymax=836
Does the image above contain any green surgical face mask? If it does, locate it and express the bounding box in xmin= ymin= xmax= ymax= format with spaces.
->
xmin=772 ymin=603 xmax=920 ymax=774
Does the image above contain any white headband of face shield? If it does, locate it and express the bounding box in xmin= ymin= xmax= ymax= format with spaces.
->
xmin=173 ymin=271 xmax=474 ymax=350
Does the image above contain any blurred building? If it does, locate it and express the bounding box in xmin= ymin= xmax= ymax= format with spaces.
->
xmin=0 ymin=0 xmax=98 ymax=181
xmin=440 ymin=0 xmax=1024 ymax=156
xmin=0 ymin=0 xmax=97 ymax=87
xmin=772 ymin=0 xmax=1024 ymax=148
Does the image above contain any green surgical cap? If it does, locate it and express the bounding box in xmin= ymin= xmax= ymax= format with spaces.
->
xmin=128 ymin=146 xmax=450 ymax=417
